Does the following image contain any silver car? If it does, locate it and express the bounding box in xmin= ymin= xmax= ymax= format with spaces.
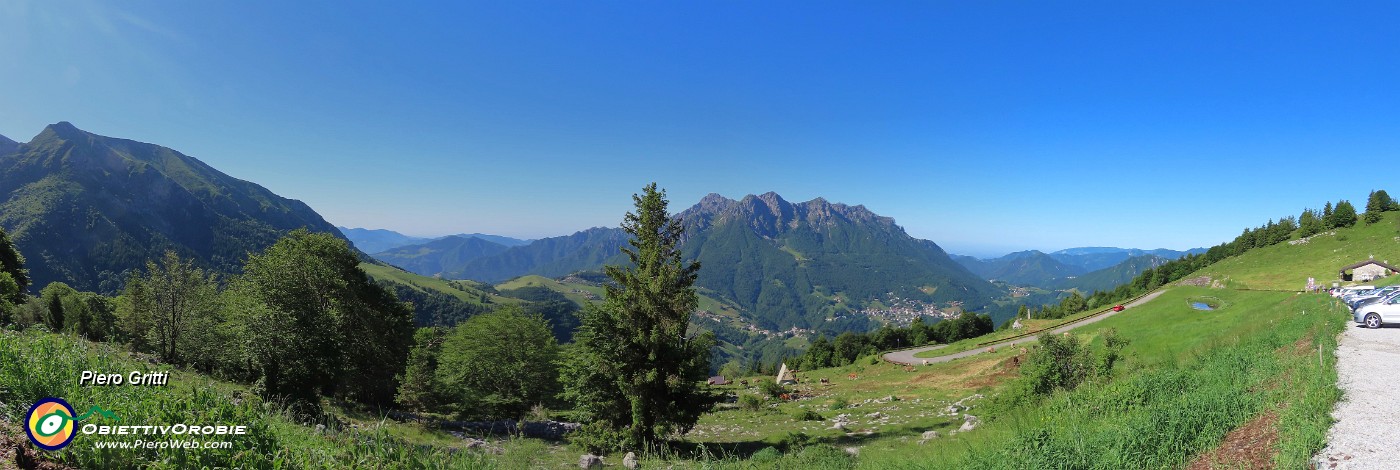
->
xmin=1349 ymin=287 xmax=1400 ymax=311
xmin=1355 ymin=295 xmax=1400 ymax=328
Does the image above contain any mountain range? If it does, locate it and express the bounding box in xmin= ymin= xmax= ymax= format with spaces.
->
xmin=1049 ymin=247 xmax=1205 ymax=272
xmin=674 ymin=192 xmax=999 ymax=329
xmin=0 ymin=122 xmax=346 ymax=293
xmin=338 ymin=227 xmax=532 ymax=255
xmin=953 ymin=247 xmax=1204 ymax=291
xmin=370 ymin=191 xmax=1002 ymax=331
xmin=3 ymin=122 xmax=1179 ymax=337
xmin=1052 ymin=254 xmax=1171 ymax=292
xmin=371 ymin=235 xmax=512 ymax=278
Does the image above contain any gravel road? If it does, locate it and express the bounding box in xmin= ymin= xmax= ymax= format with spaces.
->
xmin=1315 ymin=322 xmax=1400 ymax=469
xmin=882 ymin=290 xmax=1167 ymax=365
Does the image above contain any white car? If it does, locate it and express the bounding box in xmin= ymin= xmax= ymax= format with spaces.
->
xmin=1354 ymin=296 xmax=1400 ymax=328
xmin=1335 ymin=286 xmax=1375 ymax=298
xmin=1342 ymin=287 xmax=1383 ymax=303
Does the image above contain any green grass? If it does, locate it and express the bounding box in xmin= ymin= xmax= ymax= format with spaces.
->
xmin=495 ymin=274 xmax=603 ymax=306
xmin=1198 ymin=211 xmax=1400 ymax=290
xmin=360 ymin=262 xmax=518 ymax=307
xmin=912 ymin=300 xmax=1131 ymax=358
xmin=494 ymin=274 xmax=749 ymax=319
xmin=860 ymin=287 xmax=1345 ymax=469
xmin=0 ymin=328 xmax=549 ymax=469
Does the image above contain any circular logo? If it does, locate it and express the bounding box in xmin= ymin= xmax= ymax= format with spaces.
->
xmin=25 ymin=398 xmax=77 ymax=451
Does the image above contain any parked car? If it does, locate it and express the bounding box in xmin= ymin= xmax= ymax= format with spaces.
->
xmin=1354 ymin=296 xmax=1400 ymax=328
xmin=1353 ymin=290 xmax=1400 ymax=311
xmin=1112 ymin=305 xmax=1125 ymax=312
xmin=1335 ymin=285 xmax=1375 ymax=298
xmin=1343 ymin=287 xmax=1386 ymax=303
xmin=1348 ymin=286 xmax=1400 ymax=310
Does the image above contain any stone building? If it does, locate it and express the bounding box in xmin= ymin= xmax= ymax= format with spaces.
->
xmin=1340 ymin=259 xmax=1400 ymax=282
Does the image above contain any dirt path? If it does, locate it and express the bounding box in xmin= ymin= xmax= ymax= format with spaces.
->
xmin=882 ymin=290 xmax=1167 ymax=365
xmin=1314 ymin=322 xmax=1400 ymax=469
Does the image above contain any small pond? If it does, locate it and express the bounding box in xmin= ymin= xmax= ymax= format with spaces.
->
xmin=1190 ymin=302 xmax=1215 ymax=311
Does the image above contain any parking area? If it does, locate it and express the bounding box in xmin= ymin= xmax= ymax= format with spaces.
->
xmin=1316 ymin=319 xmax=1400 ymax=468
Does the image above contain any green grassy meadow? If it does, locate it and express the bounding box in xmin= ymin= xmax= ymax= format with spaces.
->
xmin=494 ymin=274 xmax=749 ymax=320
xmin=1199 ymin=212 xmax=1400 ymax=290
xmin=360 ymin=262 xmax=519 ymax=308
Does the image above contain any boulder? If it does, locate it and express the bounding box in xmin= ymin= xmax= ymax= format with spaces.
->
xmin=921 ymin=430 xmax=941 ymax=440
xmin=623 ymin=451 xmax=640 ymax=469
xmin=579 ymin=454 xmax=604 ymax=469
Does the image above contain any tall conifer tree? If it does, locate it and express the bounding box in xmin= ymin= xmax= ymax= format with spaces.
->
xmin=562 ymin=183 xmax=715 ymax=450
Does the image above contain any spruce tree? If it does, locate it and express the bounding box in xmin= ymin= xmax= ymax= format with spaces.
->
xmin=1366 ymin=190 xmax=1389 ymax=224
xmin=1378 ymin=190 xmax=1398 ymax=211
xmin=562 ymin=183 xmax=716 ymax=450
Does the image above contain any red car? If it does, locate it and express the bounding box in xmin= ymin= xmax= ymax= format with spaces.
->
xmin=1112 ymin=305 xmax=1125 ymax=312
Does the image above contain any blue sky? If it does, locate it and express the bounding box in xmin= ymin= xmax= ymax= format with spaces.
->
xmin=3 ymin=1 xmax=1398 ymax=257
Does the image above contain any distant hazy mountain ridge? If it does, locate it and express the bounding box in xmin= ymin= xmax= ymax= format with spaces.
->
xmin=451 ymin=227 xmax=630 ymax=282
xmin=1049 ymin=247 xmax=1204 ymax=272
xmin=953 ymin=250 xmax=1085 ymax=286
xmin=372 ymin=235 xmax=511 ymax=278
xmin=340 ymin=227 xmax=533 ymax=255
xmin=953 ymin=246 xmax=1204 ymax=291
xmin=1054 ymin=254 xmax=1171 ymax=292
xmin=338 ymin=227 xmax=431 ymax=254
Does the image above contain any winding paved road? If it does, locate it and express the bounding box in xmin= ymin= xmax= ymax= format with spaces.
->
xmin=882 ymin=289 xmax=1168 ymax=365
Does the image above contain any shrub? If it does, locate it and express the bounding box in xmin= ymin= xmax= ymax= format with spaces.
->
xmin=791 ymin=409 xmax=823 ymax=421
xmin=749 ymin=446 xmax=782 ymax=464
xmin=760 ymin=380 xmax=787 ymax=398
xmin=739 ymin=394 xmax=766 ymax=412
xmin=778 ymin=431 xmax=811 ymax=451
xmin=1098 ymin=328 xmax=1130 ymax=376
xmin=1022 ymin=333 xmax=1093 ymax=396
xmin=830 ymin=397 xmax=849 ymax=410
xmin=789 ymin=444 xmax=854 ymax=469
xmin=568 ymin=421 xmax=628 ymax=455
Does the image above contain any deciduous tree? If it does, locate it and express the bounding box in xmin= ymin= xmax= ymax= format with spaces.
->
xmin=235 ymin=229 xmax=414 ymax=410
xmin=122 ymin=251 xmax=219 ymax=363
xmin=0 ymin=227 xmax=28 ymax=306
xmin=437 ymin=307 xmax=559 ymax=419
